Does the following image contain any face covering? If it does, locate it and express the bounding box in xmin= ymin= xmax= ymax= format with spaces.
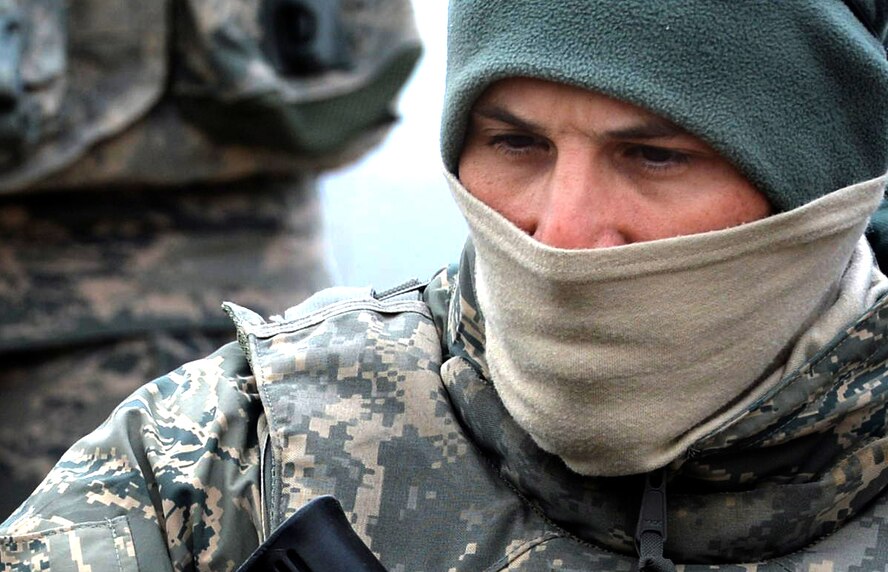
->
xmin=447 ymin=171 xmax=886 ymax=476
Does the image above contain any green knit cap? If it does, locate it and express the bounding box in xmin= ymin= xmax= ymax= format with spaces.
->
xmin=441 ymin=0 xmax=888 ymax=212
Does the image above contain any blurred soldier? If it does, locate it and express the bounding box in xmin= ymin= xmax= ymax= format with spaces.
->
xmin=0 ymin=0 xmax=419 ymax=517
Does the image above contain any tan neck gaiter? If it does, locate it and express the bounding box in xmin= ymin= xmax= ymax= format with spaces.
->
xmin=447 ymin=171 xmax=886 ymax=476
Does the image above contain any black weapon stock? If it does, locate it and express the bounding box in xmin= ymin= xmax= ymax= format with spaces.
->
xmin=236 ymin=496 xmax=387 ymax=572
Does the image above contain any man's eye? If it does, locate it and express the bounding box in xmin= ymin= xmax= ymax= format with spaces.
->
xmin=627 ymin=145 xmax=689 ymax=167
xmin=490 ymin=134 xmax=547 ymax=155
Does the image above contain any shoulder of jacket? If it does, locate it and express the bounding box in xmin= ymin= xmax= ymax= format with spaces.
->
xmin=223 ymin=279 xmax=431 ymax=342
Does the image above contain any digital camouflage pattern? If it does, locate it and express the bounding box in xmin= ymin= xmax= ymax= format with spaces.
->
xmin=0 ymin=0 xmax=419 ymax=519
xmin=0 ymin=339 xmax=263 ymax=572
xmin=4 ymin=244 xmax=888 ymax=570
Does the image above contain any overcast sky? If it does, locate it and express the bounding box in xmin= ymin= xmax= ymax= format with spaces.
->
xmin=319 ymin=1 xmax=467 ymax=288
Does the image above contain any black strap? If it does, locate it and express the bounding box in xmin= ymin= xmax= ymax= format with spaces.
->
xmin=634 ymin=469 xmax=676 ymax=572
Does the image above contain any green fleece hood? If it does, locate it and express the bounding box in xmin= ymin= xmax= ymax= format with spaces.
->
xmin=441 ymin=0 xmax=888 ymax=212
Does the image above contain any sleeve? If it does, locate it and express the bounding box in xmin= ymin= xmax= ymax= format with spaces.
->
xmin=0 ymin=342 xmax=264 ymax=572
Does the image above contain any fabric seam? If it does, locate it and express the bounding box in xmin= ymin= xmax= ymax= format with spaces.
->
xmin=731 ymin=294 xmax=888 ymax=450
xmin=107 ymin=517 xmax=126 ymax=572
xmin=0 ymin=517 xmax=129 ymax=542
xmin=241 ymin=299 xmax=431 ymax=339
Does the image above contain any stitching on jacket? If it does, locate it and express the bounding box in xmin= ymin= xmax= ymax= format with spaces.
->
xmin=250 ymin=332 xmax=283 ymax=530
xmin=0 ymin=516 xmax=129 ymax=543
xmin=106 ymin=517 xmax=126 ymax=572
xmin=483 ymin=532 xmax=561 ymax=571
xmin=244 ymin=299 xmax=432 ymax=338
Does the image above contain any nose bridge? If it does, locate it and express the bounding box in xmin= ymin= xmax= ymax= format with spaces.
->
xmin=534 ymin=147 xmax=625 ymax=249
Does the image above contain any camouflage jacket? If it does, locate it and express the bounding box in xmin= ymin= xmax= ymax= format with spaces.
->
xmin=4 ymin=245 xmax=888 ymax=571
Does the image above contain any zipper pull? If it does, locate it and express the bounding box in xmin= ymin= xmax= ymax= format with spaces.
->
xmin=634 ymin=469 xmax=676 ymax=572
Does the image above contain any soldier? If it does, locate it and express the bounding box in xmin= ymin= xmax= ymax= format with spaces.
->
xmin=4 ymin=1 xmax=888 ymax=571
xmin=0 ymin=0 xmax=419 ymax=518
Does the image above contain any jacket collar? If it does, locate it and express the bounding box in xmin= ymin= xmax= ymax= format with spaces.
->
xmin=429 ymin=242 xmax=888 ymax=562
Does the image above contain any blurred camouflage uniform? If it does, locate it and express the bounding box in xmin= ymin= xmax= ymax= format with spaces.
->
xmin=4 ymin=238 xmax=888 ymax=570
xmin=0 ymin=0 xmax=420 ymax=518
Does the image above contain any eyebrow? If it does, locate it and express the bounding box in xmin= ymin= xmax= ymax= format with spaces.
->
xmin=472 ymin=104 xmax=688 ymax=141
xmin=473 ymin=106 xmax=542 ymax=132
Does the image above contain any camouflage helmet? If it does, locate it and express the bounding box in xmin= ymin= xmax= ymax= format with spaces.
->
xmin=1 ymin=0 xmax=421 ymax=193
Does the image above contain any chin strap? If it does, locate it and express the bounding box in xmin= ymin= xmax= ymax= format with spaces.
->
xmin=634 ymin=469 xmax=676 ymax=572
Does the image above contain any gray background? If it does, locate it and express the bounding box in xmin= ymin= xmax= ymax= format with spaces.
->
xmin=319 ymin=1 xmax=467 ymax=288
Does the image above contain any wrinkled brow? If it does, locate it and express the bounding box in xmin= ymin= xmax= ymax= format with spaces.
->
xmin=472 ymin=104 xmax=688 ymax=140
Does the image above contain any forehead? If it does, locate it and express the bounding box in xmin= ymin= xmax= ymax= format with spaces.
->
xmin=476 ymin=77 xmax=642 ymax=109
xmin=471 ymin=77 xmax=690 ymax=139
